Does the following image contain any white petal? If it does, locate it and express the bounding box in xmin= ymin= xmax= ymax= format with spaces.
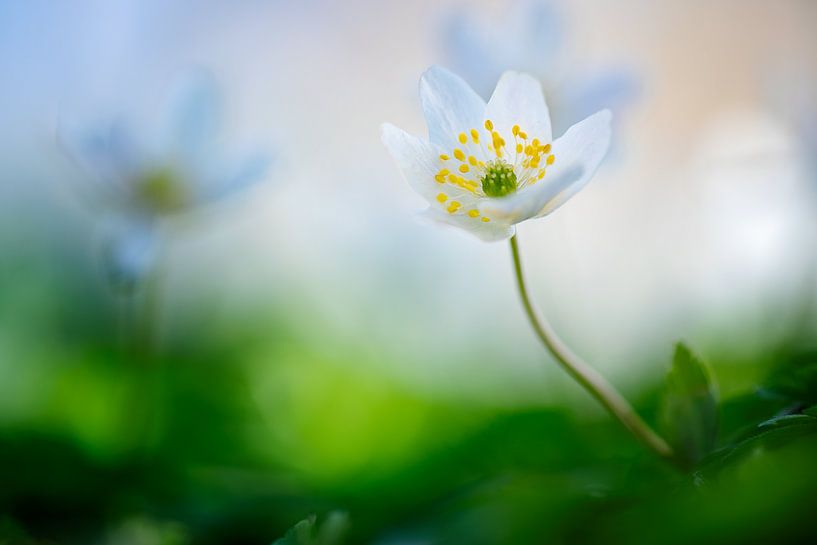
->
xmin=419 ymin=65 xmax=486 ymax=150
xmin=59 ymin=121 xmax=117 ymax=180
xmin=100 ymin=215 xmax=160 ymax=290
xmin=419 ymin=207 xmax=515 ymax=242
xmin=480 ymin=110 xmax=612 ymax=222
xmin=485 ymin=71 xmax=552 ymax=144
xmin=382 ymin=123 xmax=444 ymax=202
xmin=160 ymin=70 xmax=222 ymax=164
xmin=57 ymin=118 xmax=142 ymax=206
xmin=196 ymin=151 xmax=272 ymax=204
xmin=536 ymin=109 xmax=612 ymax=217
xmin=382 ymin=123 xmax=485 ymax=210
xmin=478 ymin=163 xmax=584 ymax=223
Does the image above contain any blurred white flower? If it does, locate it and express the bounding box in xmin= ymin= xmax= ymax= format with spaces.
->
xmin=382 ymin=66 xmax=611 ymax=242
xmin=441 ymin=0 xmax=639 ymax=135
xmin=58 ymin=71 xmax=271 ymax=288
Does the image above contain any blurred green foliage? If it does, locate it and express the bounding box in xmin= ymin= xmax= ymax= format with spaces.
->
xmin=273 ymin=513 xmax=349 ymax=545
xmin=1 ymin=225 xmax=816 ymax=545
xmin=659 ymin=343 xmax=719 ymax=469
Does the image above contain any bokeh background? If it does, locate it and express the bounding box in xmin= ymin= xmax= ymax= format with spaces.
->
xmin=1 ymin=1 xmax=816 ymax=543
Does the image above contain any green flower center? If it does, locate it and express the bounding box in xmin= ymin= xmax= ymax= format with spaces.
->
xmin=480 ymin=159 xmax=517 ymax=198
xmin=136 ymin=168 xmax=188 ymax=214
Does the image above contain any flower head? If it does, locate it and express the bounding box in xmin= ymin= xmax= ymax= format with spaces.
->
xmin=383 ymin=66 xmax=611 ymax=241
xmin=58 ymin=71 xmax=271 ymax=288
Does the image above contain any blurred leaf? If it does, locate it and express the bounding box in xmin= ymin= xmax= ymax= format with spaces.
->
xmin=764 ymin=351 xmax=817 ymax=405
xmin=758 ymin=413 xmax=817 ymax=430
xmin=273 ymin=516 xmax=316 ymax=545
xmin=717 ymin=389 xmax=791 ymax=444
xmin=273 ymin=513 xmax=348 ymax=545
xmin=105 ymin=516 xmax=189 ymax=545
xmin=659 ymin=343 xmax=719 ymax=469
xmin=700 ymin=408 xmax=817 ymax=477
xmin=315 ymin=512 xmax=350 ymax=545
xmin=0 ymin=516 xmax=40 ymax=545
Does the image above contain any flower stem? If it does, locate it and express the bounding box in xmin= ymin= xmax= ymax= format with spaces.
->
xmin=120 ymin=251 xmax=167 ymax=457
xmin=136 ymin=265 xmax=164 ymax=359
xmin=509 ymin=234 xmax=675 ymax=462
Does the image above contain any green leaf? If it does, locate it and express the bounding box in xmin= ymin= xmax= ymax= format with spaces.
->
xmin=315 ymin=512 xmax=350 ymax=545
xmin=273 ymin=516 xmax=317 ymax=545
xmin=699 ymin=411 xmax=817 ymax=476
xmin=757 ymin=413 xmax=817 ymax=430
xmin=659 ymin=343 xmax=719 ymax=469
xmin=273 ymin=513 xmax=349 ymax=545
xmin=764 ymin=352 xmax=817 ymax=405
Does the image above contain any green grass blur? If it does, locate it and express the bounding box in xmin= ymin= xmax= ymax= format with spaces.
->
xmin=1 ymin=219 xmax=816 ymax=545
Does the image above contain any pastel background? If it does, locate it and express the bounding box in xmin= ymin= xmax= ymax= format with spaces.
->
xmin=1 ymin=1 xmax=816 ymax=543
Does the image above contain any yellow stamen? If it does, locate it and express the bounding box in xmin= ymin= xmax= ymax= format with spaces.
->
xmin=458 ymin=164 xmax=470 ymax=173
xmin=453 ymin=148 xmax=466 ymax=161
xmin=546 ymin=154 xmax=555 ymax=165
xmin=484 ymin=119 xmax=494 ymax=131
xmin=481 ymin=217 xmax=490 ymax=222
xmin=447 ymin=201 xmax=461 ymax=214
xmin=468 ymin=210 xmax=479 ymax=218
xmin=470 ymin=129 xmax=480 ymax=143
xmin=439 ymin=154 xmax=450 ymax=161
xmin=436 ymin=193 xmax=448 ymax=203
xmin=458 ymin=132 xmax=468 ymax=144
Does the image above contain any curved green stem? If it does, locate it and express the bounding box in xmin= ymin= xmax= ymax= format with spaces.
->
xmin=509 ymin=234 xmax=675 ymax=462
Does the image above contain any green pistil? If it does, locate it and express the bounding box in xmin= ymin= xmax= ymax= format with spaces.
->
xmin=136 ymin=167 xmax=188 ymax=214
xmin=480 ymin=159 xmax=517 ymax=197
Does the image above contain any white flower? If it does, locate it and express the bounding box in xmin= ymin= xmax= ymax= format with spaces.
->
xmin=58 ymin=71 xmax=271 ymax=288
xmin=382 ymin=66 xmax=611 ymax=242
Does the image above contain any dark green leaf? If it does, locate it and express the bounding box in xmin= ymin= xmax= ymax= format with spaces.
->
xmin=273 ymin=516 xmax=316 ymax=545
xmin=699 ymin=412 xmax=817 ymax=476
xmin=659 ymin=343 xmax=719 ymax=469
xmin=315 ymin=512 xmax=350 ymax=545
xmin=757 ymin=413 xmax=817 ymax=430
xmin=764 ymin=353 xmax=817 ymax=405
xmin=273 ymin=513 xmax=348 ymax=545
